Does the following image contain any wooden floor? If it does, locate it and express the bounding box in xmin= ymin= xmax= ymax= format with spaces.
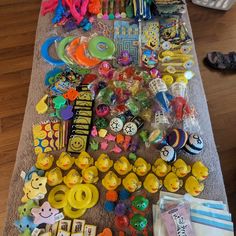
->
xmin=0 ymin=0 xmax=236 ymax=233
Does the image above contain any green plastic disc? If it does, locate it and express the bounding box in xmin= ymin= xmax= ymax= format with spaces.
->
xmin=88 ymin=36 xmax=115 ymax=60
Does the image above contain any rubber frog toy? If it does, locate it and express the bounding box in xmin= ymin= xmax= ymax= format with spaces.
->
xmin=152 ymin=158 xmax=171 ymax=177
xmin=102 ymin=171 xmax=121 ymax=190
xmin=185 ymin=176 xmax=204 ymax=196
xmin=130 ymin=214 xmax=148 ymax=232
xmin=131 ymin=196 xmax=149 ymax=211
xmin=95 ymin=153 xmax=113 ymax=172
xmin=82 ymin=166 xmax=99 ymax=184
xmin=114 ymin=156 xmax=133 ymax=175
xmin=45 ymin=167 xmax=63 ymax=186
xmin=75 ymin=151 xmax=94 ymax=170
xmin=133 ymin=158 xmax=151 ymax=176
xmin=56 ymin=152 xmax=74 ymax=170
xmin=164 ymin=172 xmax=183 ymax=193
xmin=122 ymin=172 xmax=142 ymax=192
xmin=192 ymin=161 xmax=209 ymax=181
xmin=35 ymin=153 xmax=54 ymax=170
xmin=63 ymin=169 xmax=82 ymax=188
xmin=172 ymin=159 xmax=191 ymax=178
xmin=143 ymin=173 xmax=162 ymax=193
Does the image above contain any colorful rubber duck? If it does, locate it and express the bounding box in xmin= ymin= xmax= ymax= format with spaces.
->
xmin=45 ymin=167 xmax=63 ymax=186
xmin=122 ymin=172 xmax=142 ymax=193
xmin=35 ymin=153 xmax=54 ymax=170
xmin=172 ymin=159 xmax=191 ymax=178
xmin=164 ymin=172 xmax=183 ymax=193
xmin=114 ymin=156 xmax=133 ymax=175
xmin=95 ymin=153 xmax=113 ymax=172
xmin=82 ymin=166 xmax=99 ymax=184
xmin=102 ymin=171 xmax=121 ymax=190
xmin=63 ymin=169 xmax=82 ymax=188
xmin=143 ymin=173 xmax=162 ymax=193
xmin=133 ymin=158 xmax=151 ymax=176
xmin=56 ymin=152 xmax=74 ymax=170
xmin=75 ymin=151 xmax=94 ymax=170
xmin=152 ymin=158 xmax=171 ymax=177
xmin=185 ymin=176 xmax=204 ymax=196
xmin=192 ymin=161 xmax=209 ymax=181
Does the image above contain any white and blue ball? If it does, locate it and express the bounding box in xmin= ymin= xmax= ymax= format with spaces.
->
xmin=160 ymin=145 xmax=177 ymax=163
xmin=183 ymin=134 xmax=204 ymax=155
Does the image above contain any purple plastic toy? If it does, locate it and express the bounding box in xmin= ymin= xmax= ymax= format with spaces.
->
xmin=115 ymin=202 xmax=127 ymax=216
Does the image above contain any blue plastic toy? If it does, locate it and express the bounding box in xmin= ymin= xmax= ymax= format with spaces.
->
xmin=24 ymin=166 xmax=44 ymax=183
xmin=44 ymin=67 xmax=63 ymax=86
xmin=104 ymin=201 xmax=115 ymax=212
xmin=14 ymin=216 xmax=38 ymax=233
xmin=52 ymin=0 xmax=66 ymax=24
xmin=119 ymin=189 xmax=131 ymax=200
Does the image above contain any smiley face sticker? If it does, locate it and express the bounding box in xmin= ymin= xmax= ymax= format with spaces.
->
xmin=67 ymin=135 xmax=87 ymax=153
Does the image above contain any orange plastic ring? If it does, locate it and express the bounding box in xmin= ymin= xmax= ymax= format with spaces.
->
xmin=74 ymin=42 xmax=101 ymax=68
xmin=66 ymin=37 xmax=81 ymax=62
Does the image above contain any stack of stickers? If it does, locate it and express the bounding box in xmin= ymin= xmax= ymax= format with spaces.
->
xmin=67 ymin=85 xmax=94 ymax=153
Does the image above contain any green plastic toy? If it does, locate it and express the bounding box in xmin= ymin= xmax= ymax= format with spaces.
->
xmin=53 ymin=96 xmax=66 ymax=109
xmin=130 ymin=214 xmax=148 ymax=231
xmin=131 ymin=196 xmax=149 ymax=211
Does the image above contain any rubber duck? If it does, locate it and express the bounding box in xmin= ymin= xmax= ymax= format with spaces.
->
xmin=114 ymin=156 xmax=133 ymax=175
xmin=133 ymin=158 xmax=151 ymax=176
xmin=35 ymin=153 xmax=54 ymax=170
xmin=75 ymin=151 xmax=94 ymax=170
xmin=95 ymin=153 xmax=113 ymax=172
xmin=102 ymin=171 xmax=121 ymax=190
xmin=185 ymin=176 xmax=204 ymax=196
xmin=143 ymin=173 xmax=162 ymax=193
xmin=172 ymin=159 xmax=191 ymax=178
xmin=56 ymin=152 xmax=74 ymax=170
xmin=152 ymin=158 xmax=171 ymax=177
xmin=82 ymin=166 xmax=99 ymax=184
xmin=192 ymin=161 xmax=209 ymax=181
xmin=45 ymin=167 xmax=63 ymax=186
xmin=63 ymin=169 xmax=82 ymax=188
xmin=164 ymin=172 xmax=183 ymax=192
xmin=122 ymin=172 xmax=142 ymax=193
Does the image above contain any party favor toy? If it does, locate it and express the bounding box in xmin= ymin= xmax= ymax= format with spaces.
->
xmin=164 ymin=172 xmax=183 ymax=192
xmin=160 ymin=145 xmax=177 ymax=163
xmin=75 ymin=151 xmax=94 ymax=169
xmin=172 ymin=159 xmax=191 ymax=178
xmin=183 ymin=133 xmax=204 ymax=155
xmin=36 ymin=94 xmax=49 ymax=114
xmin=143 ymin=173 xmax=162 ymax=193
xmin=15 ymin=216 xmax=38 ymax=233
xmin=95 ymin=153 xmax=113 ymax=172
xmin=192 ymin=161 xmax=209 ymax=181
xmin=122 ymin=172 xmax=142 ymax=192
xmin=166 ymin=128 xmax=188 ymax=150
xmin=18 ymin=200 xmax=38 ymax=219
xmin=114 ymin=156 xmax=133 ymax=175
xmin=152 ymin=158 xmax=171 ymax=177
xmin=24 ymin=166 xmax=44 ymax=182
xmin=31 ymin=201 xmax=60 ymax=225
xmin=56 ymin=152 xmax=75 ymax=170
xmin=82 ymin=166 xmax=99 ymax=183
xmin=130 ymin=214 xmax=148 ymax=232
xmin=131 ymin=196 xmax=149 ymax=211
xmin=102 ymin=171 xmax=121 ymax=190
xmin=133 ymin=158 xmax=151 ymax=176
xmin=46 ymin=167 xmax=63 ymax=186
xmin=185 ymin=176 xmax=204 ymax=196
xmin=63 ymin=169 xmax=82 ymax=188
xmin=35 ymin=153 xmax=54 ymax=170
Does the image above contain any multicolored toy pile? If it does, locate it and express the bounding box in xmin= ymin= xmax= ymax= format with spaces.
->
xmin=13 ymin=0 xmax=219 ymax=235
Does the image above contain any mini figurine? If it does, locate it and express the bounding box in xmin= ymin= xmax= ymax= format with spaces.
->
xmin=117 ymin=50 xmax=132 ymax=66
xmin=114 ymin=156 xmax=133 ymax=175
xmin=172 ymin=159 xmax=191 ymax=178
xmin=82 ymin=166 xmax=99 ymax=184
xmin=131 ymin=196 xmax=149 ymax=211
xmin=122 ymin=172 xmax=142 ymax=192
xmin=56 ymin=152 xmax=74 ymax=170
xmin=183 ymin=134 xmax=204 ymax=155
xmin=63 ymin=169 xmax=82 ymax=188
xmin=143 ymin=173 xmax=162 ymax=193
xmin=102 ymin=171 xmax=121 ymax=190
xmin=45 ymin=167 xmax=63 ymax=186
xmin=130 ymin=214 xmax=148 ymax=231
xmin=35 ymin=153 xmax=54 ymax=170
xmin=152 ymin=158 xmax=171 ymax=177
xmin=95 ymin=153 xmax=113 ymax=172
xmin=133 ymin=158 xmax=151 ymax=176
xmin=192 ymin=161 xmax=209 ymax=181
xmin=164 ymin=172 xmax=183 ymax=193
xmin=185 ymin=176 xmax=204 ymax=196
xmin=75 ymin=151 xmax=94 ymax=169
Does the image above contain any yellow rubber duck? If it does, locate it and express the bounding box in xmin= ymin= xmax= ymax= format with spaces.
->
xmin=152 ymin=158 xmax=171 ymax=177
xmin=45 ymin=167 xmax=63 ymax=186
xmin=114 ymin=156 xmax=133 ymax=175
xmin=82 ymin=166 xmax=99 ymax=184
xmin=143 ymin=173 xmax=162 ymax=193
xmin=95 ymin=154 xmax=113 ymax=172
xmin=185 ymin=176 xmax=204 ymax=196
xmin=56 ymin=152 xmax=74 ymax=170
xmin=102 ymin=171 xmax=121 ymax=190
xmin=133 ymin=158 xmax=151 ymax=176
xmin=63 ymin=169 xmax=82 ymax=188
xmin=192 ymin=161 xmax=209 ymax=181
xmin=35 ymin=153 xmax=54 ymax=170
xmin=164 ymin=172 xmax=183 ymax=192
xmin=172 ymin=159 xmax=191 ymax=178
xmin=122 ymin=172 xmax=142 ymax=193
xmin=75 ymin=151 xmax=94 ymax=170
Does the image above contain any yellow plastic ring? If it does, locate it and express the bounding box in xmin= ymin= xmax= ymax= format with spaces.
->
xmin=176 ymin=76 xmax=188 ymax=84
xmin=48 ymin=184 xmax=69 ymax=209
xmin=162 ymin=75 xmax=174 ymax=87
xmin=85 ymin=184 xmax=99 ymax=208
xmin=67 ymin=184 xmax=92 ymax=209
xmin=63 ymin=202 xmax=87 ymax=219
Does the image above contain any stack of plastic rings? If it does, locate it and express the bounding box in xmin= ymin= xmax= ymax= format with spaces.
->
xmin=48 ymin=184 xmax=99 ymax=218
xmin=41 ymin=35 xmax=116 ymax=68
